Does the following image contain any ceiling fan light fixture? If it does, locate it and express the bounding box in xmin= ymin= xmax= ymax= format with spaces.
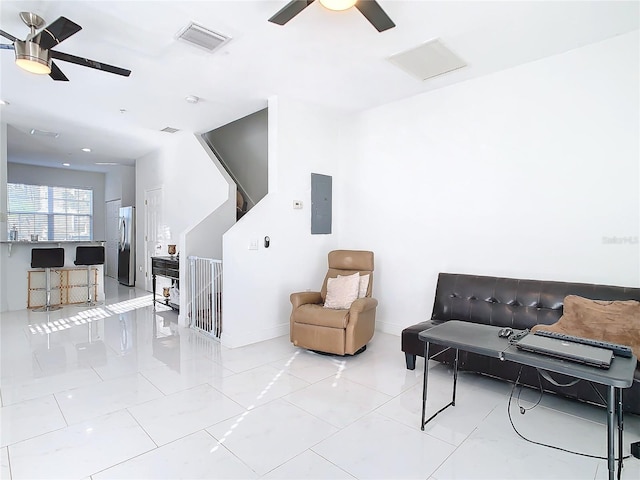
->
xmin=14 ymin=40 xmax=51 ymax=75
xmin=319 ymin=0 xmax=357 ymax=11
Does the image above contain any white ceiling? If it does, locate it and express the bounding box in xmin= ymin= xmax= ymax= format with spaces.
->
xmin=1 ymin=1 xmax=638 ymax=173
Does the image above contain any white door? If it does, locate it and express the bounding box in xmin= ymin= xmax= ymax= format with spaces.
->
xmin=144 ymin=187 xmax=163 ymax=292
xmin=105 ymin=199 xmax=121 ymax=278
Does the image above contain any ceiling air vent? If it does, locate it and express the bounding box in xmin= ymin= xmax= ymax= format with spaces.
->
xmin=161 ymin=127 xmax=180 ymax=134
xmin=388 ymin=39 xmax=466 ymax=81
xmin=176 ymin=22 xmax=230 ymax=52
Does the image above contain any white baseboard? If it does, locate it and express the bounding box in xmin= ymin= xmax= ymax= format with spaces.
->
xmin=374 ymin=319 xmax=407 ymax=337
xmin=220 ymin=323 xmax=289 ymax=348
xmin=219 ymin=320 xmax=405 ymax=348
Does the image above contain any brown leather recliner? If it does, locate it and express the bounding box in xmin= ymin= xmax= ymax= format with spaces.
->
xmin=290 ymin=250 xmax=377 ymax=355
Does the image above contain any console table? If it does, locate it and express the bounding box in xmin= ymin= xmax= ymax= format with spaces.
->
xmin=151 ymin=256 xmax=179 ymax=309
xmin=419 ymin=321 xmax=637 ymax=480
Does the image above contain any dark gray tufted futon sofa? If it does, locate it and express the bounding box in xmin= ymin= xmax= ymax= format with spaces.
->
xmin=401 ymin=273 xmax=640 ymax=415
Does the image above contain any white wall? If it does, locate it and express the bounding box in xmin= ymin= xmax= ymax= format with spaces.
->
xmin=135 ymin=132 xmax=233 ymax=321
xmin=0 ymin=123 xmax=8 ymax=311
xmin=105 ymin=165 xmax=135 ymax=205
xmin=221 ymin=97 xmax=352 ymax=348
xmin=7 ymin=163 xmax=107 ymax=240
xmin=339 ymin=31 xmax=640 ymax=335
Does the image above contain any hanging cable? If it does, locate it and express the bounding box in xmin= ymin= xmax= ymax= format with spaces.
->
xmin=516 ymin=367 xmax=543 ymax=415
xmin=507 ymin=366 xmax=630 ymax=461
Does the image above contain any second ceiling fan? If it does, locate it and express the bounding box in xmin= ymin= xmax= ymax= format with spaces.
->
xmin=269 ymin=0 xmax=395 ymax=32
xmin=0 ymin=12 xmax=131 ymax=81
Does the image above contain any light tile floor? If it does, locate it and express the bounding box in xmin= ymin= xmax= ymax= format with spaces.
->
xmin=1 ymin=278 xmax=638 ymax=479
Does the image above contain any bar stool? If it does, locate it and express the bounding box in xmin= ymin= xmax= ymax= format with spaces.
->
xmin=31 ymin=247 xmax=65 ymax=312
xmin=74 ymin=246 xmax=105 ymax=307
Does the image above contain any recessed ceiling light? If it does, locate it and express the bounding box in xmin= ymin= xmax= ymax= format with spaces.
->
xmin=0 ymin=99 xmax=8 ymax=106
xmin=95 ymin=162 xmax=118 ymax=166
xmin=81 ymin=148 xmax=91 ymax=152
xmin=62 ymin=163 xmax=70 ymax=167
xmin=185 ymin=95 xmax=200 ymax=104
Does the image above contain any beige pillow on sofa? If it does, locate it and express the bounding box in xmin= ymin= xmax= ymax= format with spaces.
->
xmin=324 ymin=273 xmax=360 ymax=309
xmin=531 ymin=295 xmax=640 ymax=358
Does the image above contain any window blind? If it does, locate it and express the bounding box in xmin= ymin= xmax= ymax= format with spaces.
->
xmin=7 ymin=183 xmax=93 ymax=241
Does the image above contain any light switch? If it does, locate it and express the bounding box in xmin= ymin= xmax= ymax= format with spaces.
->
xmin=248 ymin=239 xmax=258 ymax=250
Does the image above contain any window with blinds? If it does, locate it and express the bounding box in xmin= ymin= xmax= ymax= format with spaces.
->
xmin=7 ymin=183 xmax=93 ymax=241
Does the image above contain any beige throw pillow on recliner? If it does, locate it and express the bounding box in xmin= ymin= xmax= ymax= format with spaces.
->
xmin=324 ymin=272 xmax=360 ymax=309
xmin=338 ymin=273 xmax=370 ymax=298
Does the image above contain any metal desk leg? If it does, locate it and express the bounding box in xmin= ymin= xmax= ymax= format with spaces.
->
xmin=607 ymin=385 xmax=615 ymax=480
xmin=152 ymin=273 xmax=157 ymax=308
xmin=616 ymin=388 xmax=623 ymax=480
xmin=452 ymin=348 xmax=459 ymax=406
xmin=421 ymin=344 xmax=459 ymax=430
xmin=421 ymin=341 xmax=430 ymax=430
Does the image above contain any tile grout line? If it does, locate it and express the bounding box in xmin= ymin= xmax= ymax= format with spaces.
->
xmin=51 ymin=392 xmax=70 ymax=427
xmin=5 ymin=446 xmax=13 ymax=480
xmin=202 ymin=428 xmax=261 ymax=476
xmin=123 ymin=403 xmax=159 ymax=447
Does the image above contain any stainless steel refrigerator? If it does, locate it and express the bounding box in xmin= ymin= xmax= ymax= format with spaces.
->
xmin=118 ymin=206 xmax=135 ymax=286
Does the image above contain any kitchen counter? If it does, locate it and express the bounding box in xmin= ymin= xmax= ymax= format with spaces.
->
xmin=0 ymin=240 xmax=106 ymax=312
xmin=1 ymin=240 xmax=105 ymax=256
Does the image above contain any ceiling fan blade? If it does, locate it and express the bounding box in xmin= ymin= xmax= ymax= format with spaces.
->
xmin=0 ymin=29 xmax=17 ymax=42
xmin=49 ymin=61 xmax=69 ymax=81
xmin=269 ymin=0 xmax=316 ymax=25
xmin=50 ymin=50 xmax=131 ymax=77
xmin=36 ymin=16 xmax=82 ymax=50
xmin=355 ymin=0 xmax=395 ymax=32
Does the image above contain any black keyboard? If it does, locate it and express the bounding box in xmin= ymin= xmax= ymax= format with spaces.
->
xmin=533 ymin=330 xmax=633 ymax=358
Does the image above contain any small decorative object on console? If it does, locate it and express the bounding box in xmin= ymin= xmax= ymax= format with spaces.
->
xmin=167 ymin=244 xmax=177 ymax=257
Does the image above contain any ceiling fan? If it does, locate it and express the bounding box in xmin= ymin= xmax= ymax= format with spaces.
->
xmin=269 ymin=0 xmax=395 ymax=32
xmin=0 ymin=12 xmax=131 ymax=81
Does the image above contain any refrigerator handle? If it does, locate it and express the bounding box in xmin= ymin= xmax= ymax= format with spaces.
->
xmin=119 ymin=218 xmax=126 ymax=251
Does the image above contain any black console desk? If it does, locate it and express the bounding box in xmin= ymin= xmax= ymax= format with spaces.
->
xmin=151 ymin=256 xmax=179 ymax=309
xmin=419 ymin=321 xmax=637 ymax=480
